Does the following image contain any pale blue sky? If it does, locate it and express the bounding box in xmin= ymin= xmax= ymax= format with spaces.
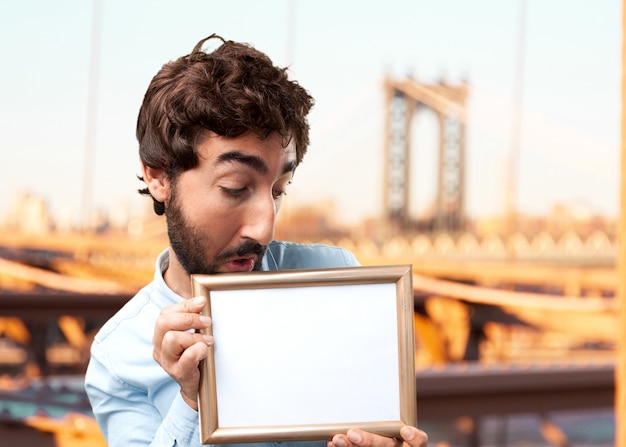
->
xmin=0 ymin=0 xmax=621 ymax=225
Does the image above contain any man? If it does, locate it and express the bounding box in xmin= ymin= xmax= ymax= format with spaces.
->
xmin=85 ymin=34 xmax=428 ymax=447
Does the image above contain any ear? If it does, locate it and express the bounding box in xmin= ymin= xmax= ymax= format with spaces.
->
xmin=141 ymin=163 xmax=171 ymax=203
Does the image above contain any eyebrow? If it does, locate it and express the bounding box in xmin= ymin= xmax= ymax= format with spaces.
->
xmin=215 ymin=151 xmax=296 ymax=176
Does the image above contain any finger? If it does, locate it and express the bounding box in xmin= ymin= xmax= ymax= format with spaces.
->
xmin=161 ymin=296 xmax=208 ymax=315
xmin=400 ymin=426 xmax=428 ymax=447
xmin=155 ymin=311 xmax=212 ymax=335
xmin=154 ymin=297 xmax=211 ymax=338
xmin=165 ymin=340 xmax=211 ymax=380
xmin=160 ymin=331 xmax=212 ymax=359
xmin=155 ymin=331 xmax=212 ymax=366
xmin=153 ymin=314 xmax=211 ymax=362
xmin=329 ymin=434 xmax=352 ymax=447
xmin=179 ymin=339 xmax=211 ymax=365
xmin=168 ymin=340 xmax=210 ymax=406
xmin=346 ymin=429 xmax=397 ymax=447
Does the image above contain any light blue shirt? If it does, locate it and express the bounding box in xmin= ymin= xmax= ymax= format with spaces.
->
xmin=85 ymin=241 xmax=360 ymax=447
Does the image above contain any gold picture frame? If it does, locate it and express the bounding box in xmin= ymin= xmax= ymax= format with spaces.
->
xmin=191 ymin=264 xmax=416 ymax=444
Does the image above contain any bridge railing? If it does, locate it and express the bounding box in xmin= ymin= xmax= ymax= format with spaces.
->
xmin=327 ymin=229 xmax=616 ymax=264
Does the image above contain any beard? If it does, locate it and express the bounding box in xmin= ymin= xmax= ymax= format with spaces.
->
xmin=165 ymin=182 xmax=266 ymax=275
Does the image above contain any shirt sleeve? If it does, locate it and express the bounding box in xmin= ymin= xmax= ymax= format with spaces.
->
xmin=263 ymin=242 xmax=361 ymax=270
xmin=85 ymin=338 xmax=201 ymax=447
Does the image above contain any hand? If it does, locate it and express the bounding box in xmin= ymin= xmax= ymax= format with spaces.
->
xmin=328 ymin=426 xmax=428 ymax=447
xmin=152 ymin=296 xmax=213 ymax=411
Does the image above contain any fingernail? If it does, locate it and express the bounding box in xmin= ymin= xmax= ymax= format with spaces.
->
xmin=199 ymin=315 xmax=211 ymax=325
xmin=334 ymin=438 xmax=347 ymax=447
xmin=193 ymin=296 xmax=205 ymax=305
xmin=347 ymin=430 xmax=361 ymax=443
xmin=400 ymin=426 xmax=414 ymax=441
xmin=203 ymin=334 xmax=213 ymax=344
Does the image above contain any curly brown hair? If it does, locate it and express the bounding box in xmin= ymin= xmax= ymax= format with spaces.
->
xmin=136 ymin=34 xmax=314 ymax=215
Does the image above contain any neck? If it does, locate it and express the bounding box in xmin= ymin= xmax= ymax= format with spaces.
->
xmin=163 ymin=248 xmax=193 ymax=299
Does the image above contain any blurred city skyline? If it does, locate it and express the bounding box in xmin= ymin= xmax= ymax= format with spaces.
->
xmin=0 ymin=0 xmax=621 ymax=227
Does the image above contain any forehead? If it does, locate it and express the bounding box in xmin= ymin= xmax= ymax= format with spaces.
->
xmin=200 ymin=132 xmax=295 ymax=160
xmin=193 ymin=132 xmax=296 ymax=178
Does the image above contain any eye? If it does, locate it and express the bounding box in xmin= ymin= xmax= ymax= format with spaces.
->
xmin=272 ymin=189 xmax=287 ymax=200
xmin=272 ymin=179 xmax=292 ymax=200
xmin=221 ymin=186 xmax=247 ymax=198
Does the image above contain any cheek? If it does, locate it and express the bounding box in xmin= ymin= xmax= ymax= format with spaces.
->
xmin=180 ymin=188 xmax=223 ymax=222
xmin=188 ymin=199 xmax=243 ymax=238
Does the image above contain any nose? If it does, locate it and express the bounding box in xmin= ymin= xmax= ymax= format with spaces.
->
xmin=240 ymin=193 xmax=276 ymax=246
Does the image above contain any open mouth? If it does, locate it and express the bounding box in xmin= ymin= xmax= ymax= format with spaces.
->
xmin=223 ymin=257 xmax=256 ymax=272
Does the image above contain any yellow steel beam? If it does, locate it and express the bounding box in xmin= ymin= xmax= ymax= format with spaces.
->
xmin=413 ymin=273 xmax=618 ymax=342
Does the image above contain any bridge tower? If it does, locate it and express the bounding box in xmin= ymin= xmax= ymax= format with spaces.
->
xmin=383 ymin=76 xmax=468 ymax=235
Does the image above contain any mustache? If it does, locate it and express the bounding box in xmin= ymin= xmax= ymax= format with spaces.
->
xmin=216 ymin=241 xmax=266 ymax=261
